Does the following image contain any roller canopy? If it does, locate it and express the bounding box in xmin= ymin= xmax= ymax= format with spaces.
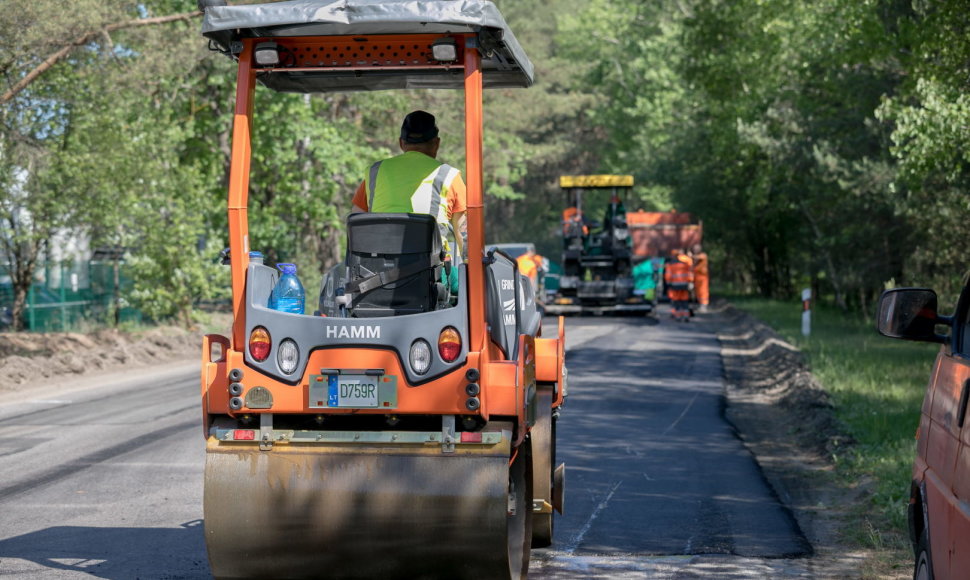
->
xmin=201 ymin=0 xmax=534 ymax=92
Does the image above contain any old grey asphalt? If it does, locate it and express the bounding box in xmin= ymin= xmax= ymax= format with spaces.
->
xmin=0 ymin=310 xmax=815 ymax=578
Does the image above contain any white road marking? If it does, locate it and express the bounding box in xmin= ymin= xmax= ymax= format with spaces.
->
xmin=661 ymin=390 xmax=700 ymax=436
xmin=565 ymin=480 xmax=622 ymax=555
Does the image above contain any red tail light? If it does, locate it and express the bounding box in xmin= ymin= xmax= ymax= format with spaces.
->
xmin=438 ymin=326 xmax=461 ymax=362
xmin=249 ymin=327 xmax=271 ymax=361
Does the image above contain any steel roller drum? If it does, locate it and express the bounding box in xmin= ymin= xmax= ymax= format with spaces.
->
xmin=204 ymin=438 xmax=527 ymax=579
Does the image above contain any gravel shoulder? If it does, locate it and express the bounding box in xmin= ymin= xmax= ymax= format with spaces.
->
xmin=712 ymin=300 xmax=910 ymax=579
xmin=0 ymin=315 xmax=231 ymax=397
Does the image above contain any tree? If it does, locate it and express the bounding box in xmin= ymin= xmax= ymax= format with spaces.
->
xmin=0 ymin=0 xmax=206 ymax=329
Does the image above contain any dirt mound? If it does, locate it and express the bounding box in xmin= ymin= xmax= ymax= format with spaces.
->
xmin=712 ymin=300 xmax=903 ymax=579
xmin=717 ymin=305 xmax=852 ymax=456
xmin=0 ymin=325 xmax=201 ymax=392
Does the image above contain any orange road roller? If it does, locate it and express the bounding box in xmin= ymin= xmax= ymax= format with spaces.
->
xmin=197 ymin=1 xmax=566 ymax=578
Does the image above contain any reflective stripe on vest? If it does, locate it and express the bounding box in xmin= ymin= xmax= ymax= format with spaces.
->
xmin=667 ymin=263 xmax=691 ymax=283
xmin=367 ymin=161 xmax=382 ymax=211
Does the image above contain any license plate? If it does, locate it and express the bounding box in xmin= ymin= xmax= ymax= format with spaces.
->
xmin=328 ymin=374 xmax=379 ymax=408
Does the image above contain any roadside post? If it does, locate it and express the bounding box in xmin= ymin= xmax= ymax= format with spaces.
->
xmin=801 ymin=288 xmax=811 ymax=336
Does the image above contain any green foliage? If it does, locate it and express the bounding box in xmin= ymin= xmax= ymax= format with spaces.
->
xmin=2 ymin=0 xmax=969 ymax=324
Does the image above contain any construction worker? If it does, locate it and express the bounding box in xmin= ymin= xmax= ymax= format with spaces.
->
xmin=602 ymin=193 xmax=627 ymax=231
xmin=664 ymin=250 xmax=694 ymax=321
xmin=690 ymin=243 xmax=710 ymax=312
xmin=351 ymin=110 xmax=466 ymax=292
xmin=516 ymin=247 xmax=540 ymax=292
xmin=561 ymin=206 xmax=589 ymax=250
xmin=532 ymin=250 xmax=546 ymax=296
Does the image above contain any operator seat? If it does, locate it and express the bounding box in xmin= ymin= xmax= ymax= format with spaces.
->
xmin=343 ymin=212 xmax=448 ymax=317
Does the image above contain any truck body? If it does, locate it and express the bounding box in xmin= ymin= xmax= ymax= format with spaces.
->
xmin=627 ymin=210 xmax=703 ymax=260
xmin=877 ymin=286 xmax=970 ymax=580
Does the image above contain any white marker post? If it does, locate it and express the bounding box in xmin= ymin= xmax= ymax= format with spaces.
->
xmin=801 ymin=288 xmax=812 ymax=336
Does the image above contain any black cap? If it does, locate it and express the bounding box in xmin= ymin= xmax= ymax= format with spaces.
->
xmin=400 ymin=110 xmax=439 ymax=144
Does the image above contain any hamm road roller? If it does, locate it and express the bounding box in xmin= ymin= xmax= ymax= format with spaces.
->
xmin=197 ymin=1 xmax=565 ymax=578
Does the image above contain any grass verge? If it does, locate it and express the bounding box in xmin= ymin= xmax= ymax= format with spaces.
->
xmin=729 ymin=295 xmax=938 ymax=573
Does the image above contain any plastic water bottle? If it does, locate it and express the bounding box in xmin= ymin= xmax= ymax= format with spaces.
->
xmin=249 ymin=251 xmax=264 ymax=265
xmin=268 ymin=263 xmax=305 ymax=314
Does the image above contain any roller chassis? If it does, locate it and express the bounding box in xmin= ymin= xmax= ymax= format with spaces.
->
xmin=197 ymin=1 xmax=564 ymax=578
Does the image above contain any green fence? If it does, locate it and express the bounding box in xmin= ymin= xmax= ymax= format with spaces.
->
xmin=1 ymin=260 xmax=141 ymax=332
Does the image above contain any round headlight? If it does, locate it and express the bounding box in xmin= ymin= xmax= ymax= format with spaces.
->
xmin=409 ymin=339 xmax=432 ymax=375
xmin=277 ymin=339 xmax=299 ymax=375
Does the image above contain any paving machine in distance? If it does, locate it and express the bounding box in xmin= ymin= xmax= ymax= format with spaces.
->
xmin=547 ymin=175 xmax=653 ymax=315
xmin=197 ymin=2 xmax=566 ymax=579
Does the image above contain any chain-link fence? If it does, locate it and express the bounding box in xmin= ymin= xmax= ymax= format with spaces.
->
xmin=0 ymin=259 xmax=141 ymax=332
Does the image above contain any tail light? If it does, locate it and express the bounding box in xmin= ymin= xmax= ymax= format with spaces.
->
xmin=438 ymin=327 xmax=461 ymax=362
xmin=249 ymin=327 xmax=271 ymax=361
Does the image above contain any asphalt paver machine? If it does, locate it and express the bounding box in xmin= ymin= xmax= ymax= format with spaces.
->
xmin=547 ymin=174 xmax=651 ymax=315
xmin=197 ymin=1 xmax=565 ymax=579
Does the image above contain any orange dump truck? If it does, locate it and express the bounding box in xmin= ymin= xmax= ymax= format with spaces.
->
xmin=197 ymin=1 xmax=566 ymax=579
xmin=627 ymin=210 xmax=703 ymax=259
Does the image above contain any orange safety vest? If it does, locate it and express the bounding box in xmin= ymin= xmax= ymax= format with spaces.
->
xmin=664 ymin=260 xmax=693 ymax=288
xmin=562 ymin=207 xmax=588 ymax=236
xmin=517 ymin=254 xmax=538 ymax=280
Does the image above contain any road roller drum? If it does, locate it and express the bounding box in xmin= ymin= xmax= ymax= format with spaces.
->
xmin=204 ymin=432 xmax=531 ymax=579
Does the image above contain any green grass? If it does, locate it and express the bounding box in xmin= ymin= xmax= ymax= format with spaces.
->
xmin=729 ymin=295 xmax=938 ymax=542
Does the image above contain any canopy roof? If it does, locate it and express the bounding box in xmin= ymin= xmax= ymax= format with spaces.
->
xmin=559 ymin=175 xmax=635 ymax=189
xmin=201 ymin=0 xmax=534 ymax=92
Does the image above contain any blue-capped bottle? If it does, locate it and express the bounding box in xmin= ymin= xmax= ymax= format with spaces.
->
xmin=268 ymin=263 xmax=305 ymax=314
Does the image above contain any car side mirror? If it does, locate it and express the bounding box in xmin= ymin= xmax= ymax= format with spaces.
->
xmin=876 ymin=288 xmax=947 ymax=343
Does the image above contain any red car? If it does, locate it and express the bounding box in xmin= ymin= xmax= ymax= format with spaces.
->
xmin=878 ymin=287 xmax=970 ymax=580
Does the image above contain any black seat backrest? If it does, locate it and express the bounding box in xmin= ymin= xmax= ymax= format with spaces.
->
xmin=345 ymin=212 xmax=442 ymax=318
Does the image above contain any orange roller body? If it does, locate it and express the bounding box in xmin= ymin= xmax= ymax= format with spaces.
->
xmin=197 ymin=3 xmax=564 ymax=578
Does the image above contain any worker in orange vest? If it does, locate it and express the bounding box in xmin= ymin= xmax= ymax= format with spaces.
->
xmin=516 ymin=247 xmax=543 ymax=293
xmin=561 ymin=206 xmax=590 ymax=250
xmin=690 ymin=243 xmax=709 ymax=312
xmin=664 ymin=250 xmax=694 ymax=321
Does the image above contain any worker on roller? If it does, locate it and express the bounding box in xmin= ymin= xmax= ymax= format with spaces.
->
xmin=351 ymin=110 xmax=466 ymax=292
xmin=664 ymin=249 xmax=694 ymax=321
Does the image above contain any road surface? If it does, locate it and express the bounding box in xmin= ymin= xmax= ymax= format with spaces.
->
xmin=0 ymin=310 xmax=817 ymax=578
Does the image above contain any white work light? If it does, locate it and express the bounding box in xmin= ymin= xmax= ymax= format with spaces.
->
xmin=431 ymin=38 xmax=457 ymax=62
xmin=254 ymin=42 xmax=280 ymax=66
xmin=277 ymin=338 xmax=299 ymax=375
xmin=409 ymin=339 xmax=432 ymax=375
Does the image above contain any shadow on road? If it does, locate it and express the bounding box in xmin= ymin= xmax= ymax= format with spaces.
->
xmin=0 ymin=520 xmax=209 ymax=579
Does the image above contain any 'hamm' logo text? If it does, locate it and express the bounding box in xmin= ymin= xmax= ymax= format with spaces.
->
xmin=327 ymin=325 xmax=381 ymax=339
